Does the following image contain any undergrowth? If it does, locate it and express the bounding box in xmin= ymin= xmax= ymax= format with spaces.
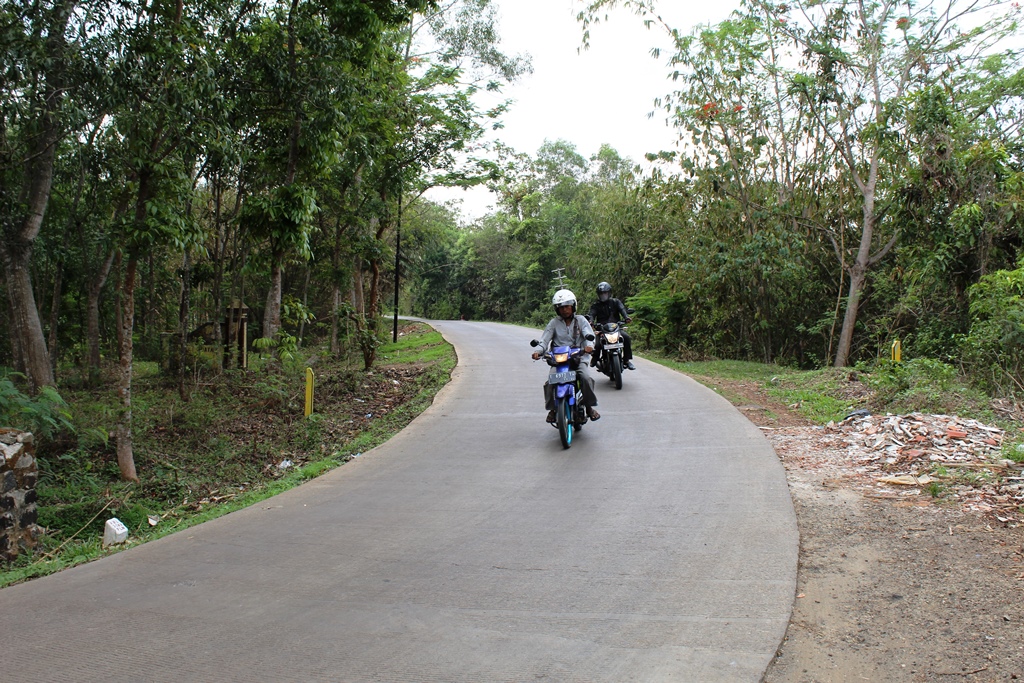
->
xmin=644 ymin=352 xmax=1003 ymax=426
xmin=1 ymin=322 xmax=454 ymax=587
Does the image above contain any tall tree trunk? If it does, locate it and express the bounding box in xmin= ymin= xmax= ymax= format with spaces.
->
xmin=833 ymin=265 xmax=867 ymax=368
xmin=360 ymin=216 xmax=388 ymax=370
xmin=352 ymin=258 xmax=365 ymax=316
xmin=298 ymin=263 xmax=310 ymax=346
xmin=832 ymin=183 xmax=896 ymax=367
xmin=330 ymin=284 xmax=341 ymax=355
xmin=362 ymin=259 xmax=381 ymax=370
xmin=87 ymin=248 xmax=117 ymax=378
xmin=226 ymin=238 xmax=248 ymax=370
xmin=256 ymin=0 xmax=303 ymax=347
xmin=116 ymin=252 xmax=140 ymax=482
xmin=47 ymin=261 xmax=63 ymax=374
xmin=0 ymin=241 xmax=54 ymax=389
xmin=0 ymin=1 xmax=72 ymax=390
xmin=330 ymin=219 xmax=342 ymax=355
xmin=178 ymin=249 xmax=191 ymax=401
xmin=263 ymin=254 xmax=283 ymax=340
xmin=211 ymin=175 xmax=225 ymax=366
xmin=114 ymin=160 xmax=157 ymax=482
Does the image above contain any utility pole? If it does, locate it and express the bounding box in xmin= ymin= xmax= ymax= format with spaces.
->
xmin=552 ymin=267 xmax=569 ymax=291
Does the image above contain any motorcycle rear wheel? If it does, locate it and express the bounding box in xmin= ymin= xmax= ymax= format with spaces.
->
xmin=556 ymin=397 xmax=573 ymax=449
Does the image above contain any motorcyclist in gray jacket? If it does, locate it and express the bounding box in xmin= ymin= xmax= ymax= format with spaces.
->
xmin=532 ymin=288 xmax=601 ymax=423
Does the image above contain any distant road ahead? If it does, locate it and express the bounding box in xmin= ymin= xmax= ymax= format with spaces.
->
xmin=0 ymin=320 xmax=797 ymax=682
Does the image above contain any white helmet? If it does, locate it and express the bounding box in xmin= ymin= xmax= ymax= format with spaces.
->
xmin=552 ymin=289 xmax=577 ymax=312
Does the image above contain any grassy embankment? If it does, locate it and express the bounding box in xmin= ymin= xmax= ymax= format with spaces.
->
xmin=1 ymin=322 xmax=455 ymax=587
xmin=645 ymin=354 xmax=1003 ymax=425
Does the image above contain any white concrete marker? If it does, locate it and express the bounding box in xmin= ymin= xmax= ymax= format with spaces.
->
xmin=102 ymin=518 xmax=128 ymax=547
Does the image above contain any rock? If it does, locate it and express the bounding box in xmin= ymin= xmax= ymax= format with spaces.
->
xmin=0 ymin=429 xmax=42 ymax=562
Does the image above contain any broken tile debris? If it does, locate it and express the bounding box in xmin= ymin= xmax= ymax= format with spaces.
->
xmin=764 ymin=412 xmax=1024 ymax=524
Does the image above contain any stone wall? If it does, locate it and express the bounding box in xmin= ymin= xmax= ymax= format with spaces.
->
xmin=1 ymin=429 xmax=42 ymax=562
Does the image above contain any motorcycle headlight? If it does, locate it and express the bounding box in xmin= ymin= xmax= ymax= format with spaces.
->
xmin=605 ymin=332 xmax=619 ymax=343
xmin=554 ymin=352 xmax=569 ymax=363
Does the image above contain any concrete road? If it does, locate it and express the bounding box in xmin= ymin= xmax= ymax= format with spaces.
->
xmin=0 ymin=321 xmax=797 ymax=682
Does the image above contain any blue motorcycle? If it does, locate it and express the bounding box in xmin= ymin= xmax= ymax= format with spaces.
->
xmin=530 ymin=335 xmax=594 ymax=449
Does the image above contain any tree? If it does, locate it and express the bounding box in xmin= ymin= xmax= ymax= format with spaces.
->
xmin=747 ymin=0 xmax=1022 ymax=366
xmin=100 ymin=0 xmax=224 ymax=481
xmin=0 ymin=0 xmax=83 ymax=389
xmin=583 ymin=0 xmax=1022 ymax=365
xmin=231 ymin=0 xmax=441 ymax=345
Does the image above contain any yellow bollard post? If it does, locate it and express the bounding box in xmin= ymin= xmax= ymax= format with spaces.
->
xmin=305 ymin=367 xmax=314 ymax=417
xmin=891 ymin=339 xmax=902 ymax=363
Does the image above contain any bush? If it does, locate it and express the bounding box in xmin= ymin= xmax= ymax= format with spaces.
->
xmin=961 ymin=260 xmax=1024 ymax=395
xmin=861 ymin=358 xmax=987 ymax=415
xmin=0 ymin=374 xmax=74 ymax=439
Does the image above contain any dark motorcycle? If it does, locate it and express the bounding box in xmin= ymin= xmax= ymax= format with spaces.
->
xmin=531 ymin=335 xmax=595 ymax=449
xmin=592 ymin=321 xmax=627 ymax=390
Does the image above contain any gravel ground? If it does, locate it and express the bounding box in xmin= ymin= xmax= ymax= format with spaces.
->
xmin=714 ymin=383 xmax=1024 ymax=683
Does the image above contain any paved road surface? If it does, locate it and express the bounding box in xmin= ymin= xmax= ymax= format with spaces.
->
xmin=0 ymin=321 xmax=797 ymax=682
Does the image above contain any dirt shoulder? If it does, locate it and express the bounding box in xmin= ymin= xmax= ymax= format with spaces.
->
xmin=695 ymin=378 xmax=1024 ymax=683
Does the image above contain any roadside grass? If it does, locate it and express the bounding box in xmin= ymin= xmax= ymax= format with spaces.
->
xmin=641 ymin=354 xmax=853 ymax=423
xmin=640 ymin=352 xmax=1000 ymax=426
xmin=1 ymin=323 xmax=454 ymax=588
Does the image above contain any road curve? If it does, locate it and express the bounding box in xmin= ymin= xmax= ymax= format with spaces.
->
xmin=0 ymin=320 xmax=797 ymax=682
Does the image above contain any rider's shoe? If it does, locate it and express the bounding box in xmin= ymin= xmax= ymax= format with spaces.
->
xmin=587 ymin=407 xmax=601 ymax=421
xmin=626 ymin=360 xmax=636 ymax=370
xmin=546 ymin=409 xmax=556 ymax=423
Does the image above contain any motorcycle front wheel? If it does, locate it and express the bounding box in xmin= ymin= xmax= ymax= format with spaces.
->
xmin=556 ymin=397 xmax=573 ymax=449
xmin=611 ymin=354 xmax=623 ymax=390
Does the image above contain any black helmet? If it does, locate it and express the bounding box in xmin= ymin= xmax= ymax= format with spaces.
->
xmin=597 ymin=282 xmax=612 ymax=295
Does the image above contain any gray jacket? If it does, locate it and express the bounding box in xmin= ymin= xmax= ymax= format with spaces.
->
xmin=539 ymin=314 xmax=595 ymax=363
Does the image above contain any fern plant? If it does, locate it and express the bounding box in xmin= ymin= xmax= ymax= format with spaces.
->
xmin=0 ymin=374 xmax=74 ymax=439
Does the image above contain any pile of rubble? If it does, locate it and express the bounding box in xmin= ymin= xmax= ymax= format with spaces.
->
xmin=766 ymin=412 xmax=1024 ymax=523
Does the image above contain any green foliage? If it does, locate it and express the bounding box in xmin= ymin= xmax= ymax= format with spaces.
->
xmin=926 ymin=481 xmax=945 ymax=498
xmin=300 ymin=413 xmax=325 ymax=450
xmin=962 ymin=260 xmax=1024 ymax=395
xmin=625 ymin=285 xmax=693 ymax=353
xmin=254 ymin=331 xmax=304 ymax=367
xmin=0 ymin=375 xmax=74 ymax=439
xmin=241 ymin=185 xmax=318 ymax=260
xmin=1002 ymin=440 xmax=1024 ymax=464
xmin=378 ymin=330 xmax=448 ymax=362
xmin=861 ymin=358 xmax=989 ymax=416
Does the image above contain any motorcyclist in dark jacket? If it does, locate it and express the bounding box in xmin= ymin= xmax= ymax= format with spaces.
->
xmin=587 ymin=281 xmax=635 ymax=370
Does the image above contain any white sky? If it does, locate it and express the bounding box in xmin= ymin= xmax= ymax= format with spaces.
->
xmin=424 ymin=0 xmax=743 ymax=220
